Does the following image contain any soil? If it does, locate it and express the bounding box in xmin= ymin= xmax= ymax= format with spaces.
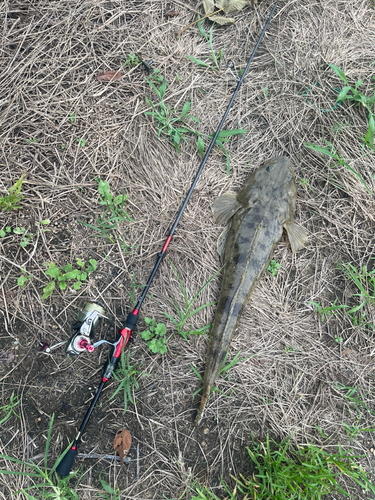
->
xmin=1 ymin=0 xmax=375 ymax=498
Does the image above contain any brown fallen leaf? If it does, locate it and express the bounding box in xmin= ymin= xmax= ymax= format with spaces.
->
xmin=113 ymin=429 xmax=132 ymax=465
xmin=166 ymin=10 xmax=181 ymax=17
xmin=342 ymin=349 xmax=352 ymax=357
xmin=96 ymin=70 xmax=122 ymax=82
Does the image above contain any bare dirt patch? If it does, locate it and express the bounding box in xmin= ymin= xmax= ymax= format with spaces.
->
xmin=1 ymin=0 xmax=375 ymax=498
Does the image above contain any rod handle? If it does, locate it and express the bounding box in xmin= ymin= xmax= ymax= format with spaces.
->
xmin=56 ymin=447 xmax=78 ymax=477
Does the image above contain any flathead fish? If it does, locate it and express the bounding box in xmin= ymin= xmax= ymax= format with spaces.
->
xmin=194 ymin=157 xmax=308 ymax=426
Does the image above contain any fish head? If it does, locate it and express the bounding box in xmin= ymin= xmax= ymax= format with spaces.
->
xmin=237 ymin=157 xmax=296 ymax=221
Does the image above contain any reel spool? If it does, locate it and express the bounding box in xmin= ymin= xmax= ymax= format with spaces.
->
xmin=66 ymin=301 xmax=107 ymax=356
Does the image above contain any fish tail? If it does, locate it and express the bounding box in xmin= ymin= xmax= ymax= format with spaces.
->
xmin=194 ymin=392 xmax=209 ymax=427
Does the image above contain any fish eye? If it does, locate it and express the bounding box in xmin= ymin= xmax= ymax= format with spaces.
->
xmin=287 ymin=174 xmax=292 ymax=180
xmin=266 ymin=165 xmax=274 ymax=172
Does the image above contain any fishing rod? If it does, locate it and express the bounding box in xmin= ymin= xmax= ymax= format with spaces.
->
xmin=56 ymin=0 xmax=279 ymax=477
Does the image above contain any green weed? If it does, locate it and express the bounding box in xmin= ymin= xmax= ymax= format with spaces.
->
xmin=267 ymin=260 xmax=281 ymax=276
xmin=337 ymin=261 xmax=375 ymax=329
xmin=334 ymin=334 xmax=343 ymax=343
xmin=144 ymin=71 xmax=246 ymax=172
xmin=0 ymin=414 xmax=79 ymax=499
xmin=309 ymin=298 xmax=348 ymax=321
xmin=0 ymin=175 xmax=25 ymax=212
xmin=26 ymin=138 xmax=39 ymax=144
xmin=124 ymin=53 xmax=141 ymax=69
xmin=235 ymin=435 xmax=375 ymax=499
xmin=342 ymin=420 xmax=375 ymax=443
xmin=298 ymin=177 xmax=313 ymax=191
xmin=140 ymin=318 xmax=169 ymax=354
xmin=163 ymin=261 xmax=221 ymax=340
xmin=1 ymin=220 xmax=50 ymax=248
xmin=69 ymin=113 xmax=76 ymax=123
xmin=186 ymin=17 xmax=224 ymax=71
xmin=42 ymin=258 xmax=97 ymax=299
xmin=304 ymin=140 xmax=371 ymax=194
xmin=79 ymin=178 xmax=131 ymax=245
xmin=17 ymin=267 xmax=32 ymax=287
xmin=191 ymin=351 xmax=248 ymax=397
xmin=98 ymin=479 xmax=121 ymax=500
xmin=0 ymin=392 xmax=20 ymax=425
xmin=330 ymin=64 xmax=375 ymax=149
xmin=332 ymin=382 xmax=375 ymax=417
xmin=76 ymin=137 xmax=86 ymax=147
xmin=109 ymin=351 xmax=144 ymax=413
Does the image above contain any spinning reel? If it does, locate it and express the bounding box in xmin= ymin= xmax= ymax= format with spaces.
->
xmin=66 ymin=300 xmax=115 ymax=356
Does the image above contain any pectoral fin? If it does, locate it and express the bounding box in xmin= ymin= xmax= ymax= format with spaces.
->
xmin=212 ymin=192 xmax=241 ymax=225
xmin=284 ymin=222 xmax=308 ymax=253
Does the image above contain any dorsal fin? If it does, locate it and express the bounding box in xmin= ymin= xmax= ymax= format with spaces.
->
xmin=212 ymin=192 xmax=241 ymax=225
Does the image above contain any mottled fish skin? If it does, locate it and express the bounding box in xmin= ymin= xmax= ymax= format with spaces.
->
xmin=194 ymin=157 xmax=300 ymax=426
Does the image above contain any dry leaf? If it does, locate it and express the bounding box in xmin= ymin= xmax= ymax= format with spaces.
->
xmin=96 ymin=70 xmax=122 ymax=82
xmin=166 ymin=10 xmax=181 ymax=17
xmin=342 ymin=349 xmax=352 ymax=357
xmin=113 ymin=429 xmax=132 ymax=465
xmin=203 ymin=0 xmax=253 ymax=25
xmin=207 ymin=15 xmax=235 ymax=25
xmin=203 ymin=0 xmax=215 ymax=15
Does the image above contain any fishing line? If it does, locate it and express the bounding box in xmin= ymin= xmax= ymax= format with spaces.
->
xmin=56 ymin=0 xmax=280 ymax=477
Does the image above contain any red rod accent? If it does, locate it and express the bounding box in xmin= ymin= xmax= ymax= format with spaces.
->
xmin=71 ymin=446 xmax=77 ymax=451
xmin=162 ymin=236 xmax=172 ymax=253
xmin=132 ymin=309 xmax=139 ymax=315
xmin=114 ymin=328 xmax=132 ymax=357
xmin=101 ymin=377 xmax=109 ymax=382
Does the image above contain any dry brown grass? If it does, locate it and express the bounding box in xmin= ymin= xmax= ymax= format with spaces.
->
xmin=1 ymin=0 xmax=375 ymax=498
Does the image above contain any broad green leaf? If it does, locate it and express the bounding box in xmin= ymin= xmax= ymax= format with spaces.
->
xmin=17 ymin=276 xmax=28 ymax=286
xmin=181 ymin=101 xmax=191 ymax=117
xmin=62 ymin=263 xmax=73 ymax=272
xmin=89 ymin=259 xmax=97 ymax=270
xmin=155 ymin=323 xmax=167 ymax=337
xmin=5 ymin=227 xmax=11 ymax=232
xmin=59 ymin=281 xmax=67 ymax=291
xmin=159 ymin=80 xmax=167 ymax=99
xmin=365 ymin=113 xmax=375 ymax=149
xmin=186 ymin=56 xmax=211 ymax=68
xmin=63 ymin=269 xmax=81 ymax=280
xmin=336 ymin=86 xmax=351 ymax=103
xmin=99 ymin=480 xmax=115 ymax=495
xmin=40 ymin=219 xmax=50 ymax=225
xmin=304 ymin=142 xmax=336 ymax=158
xmin=80 ymin=272 xmax=87 ymax=281
xmin=45 ymin=264 xmax=60 ymax=279
xmin=155 ymin=339 xmax=167 ymax=354
xmin=9 ymin=175 xmax=24 ymax=196
xmin=114 ymin=194 xmax=128 ymax=205
xmin=73 ymin=281 xmax=82 ymax=290
xmin=141 ymin=330 xmax=154 ymax=341
xmin=148 ymin=339 xmax=159 ymax=353
xmin=329 ymin=64 xmax=348 ymax=85
xmin=13 ymin=227 xmax=25 ymax=234
xmin=98 ymin=180 xmax=110 ymax=196
xmin=76 ymin=258 xmax=85 ymax=268
xmin=197 ymin=135 xmax=205 ymax=156
xmin=0 ymin=230 xmax=5 ymax=237
xmin=42 ymin=281 xmax=56 ymax=300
